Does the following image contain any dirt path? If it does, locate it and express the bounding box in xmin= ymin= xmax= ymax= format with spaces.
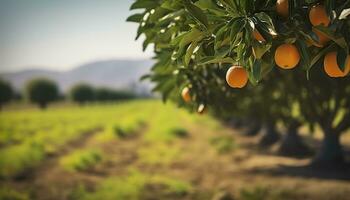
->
xmin=7 ymin=128 xmax=103 ymax=200
xmin=21 ymin=127 xmax=146 ymax=200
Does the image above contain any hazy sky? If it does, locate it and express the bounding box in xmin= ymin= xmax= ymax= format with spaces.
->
xmin=0 ymin=0 xmax=153 ymax=72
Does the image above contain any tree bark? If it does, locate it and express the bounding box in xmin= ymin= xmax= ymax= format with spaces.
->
xmin=278 ymin=125 xmax=312 ymax=157
xmin=312 ymin=130 xmax=344 ymax=167
xmin=259 ymin=122 xmax=280 ymax=147
xmin=244 ymin=120 xmax=262 ymax=137
xmin=227 ymin=118 xmax=244 ymax=129
xmin=39 ymin=102 xmax=47 ymax=110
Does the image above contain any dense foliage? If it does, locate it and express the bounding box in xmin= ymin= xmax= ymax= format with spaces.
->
xmin=69 ymin=83 xmax=137 ymax=104
xmin=25 ymin=78 xmax=59 ymax=109
xmin=70 ymin=84 xmax=95 ymax=105
xmin=94 ymin=87 xmax=137 ymax=102
xmin=129 ymin=0 xmax=350 ymax=166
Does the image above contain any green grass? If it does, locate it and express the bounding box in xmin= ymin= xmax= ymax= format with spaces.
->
xmin=0 ymin=142 xmax=45 ymax=178
xmin=150 ymin=175 xmax=192 ymax=195
xmin=239 ymin=186 xmax=297 ymax=200
xmin=210 ymin=136 xmax=236 ymax=154
xmin=0 ymin=100 xmax=154 ymax=177
xmin=143 ymin=103 xmax=190 ymax=142
xmin=138 ymin=143 xmax=181 ymax=165
xmin=0 ymin=187 xmax=30 ymax=200
xmin=71 ymin=170 xmax=192 ymax=200
xmin=0 ymin=100 xmax=198 ymax=178
xmin=60 ymin=149 xmax=102 ymax=172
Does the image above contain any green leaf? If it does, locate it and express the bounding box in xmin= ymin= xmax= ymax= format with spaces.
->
xmin=337 ymin=48 xmax=348 ymax=72
xmin=183 ymin=0 xmax=209 ymax=28
xmin=140 ymin=74 xmax=151 ymax=81
xmin=215 ymin=45 xmax=231 ymax=58
xmin=252 ymin=43 xmax=271 ymax=59
xmin=177 ymin=28 xmax=204 ymax=58
xmin=160 ymin=0 xmax=182 ymax=10
xmin=218 ymin=0 xmax=235 ymax=10
xmin=229 ymin=18 xmax=245 ymax=47
xmin=198 ymin=56 xmax=235 ymax=65
xmin=314 ymin=26 xmax=347 ymax=49
xmin=296 ymin=40 xmax=311 ymax=70
xmin=260 ymin=59 xmax=274 ymax=77
xmin=310 ymin=43 xmax=337 ymax=67
xmin=195 ymin=0 xmax=226 ymax=16
xmin=253 ymin=12 xmax=277 ymax=41
xmin=215 ymin=24 xmax=229 ymax=49
xmin=185 ymin=41 xmax=199 ymax=66
xmin=339 ymin=8 xmax=350 ymax=20
xmin=126 ymin=13 xmax=144 ymax=23
xmin=252 ymin=59 xmax=261 ymax=82
xmin=130 ymin=0 xmax=158 ymax=10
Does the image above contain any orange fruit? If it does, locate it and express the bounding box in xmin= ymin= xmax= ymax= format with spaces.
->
xmin=324 ymin=52 xmax=350 ymax=78
xmin=226 ymin=66 xmax=248 ymax=88
xmin=274 ymin=44 xmax=300 ymax=69
xmin=313 ymin=28 xmax=330 ymax=47
xmin=181 ymin=87 xmax=191 ymax=103
xmin=309 ymin=5 xmax=330 ymax=27
xmin=276 ymin=0 xmax=289 ymax=18
xmin=253 ymin=30 xmax=265 ymax=42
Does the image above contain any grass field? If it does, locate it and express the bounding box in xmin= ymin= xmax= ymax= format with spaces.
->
xmin=0 ymin=100 xmax=349 ymax=200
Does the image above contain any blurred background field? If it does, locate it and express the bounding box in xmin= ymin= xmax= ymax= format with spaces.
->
xmin=1 ymin=100 xmax=350 ymax=200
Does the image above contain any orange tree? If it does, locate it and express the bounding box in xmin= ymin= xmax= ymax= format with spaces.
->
xmin=129 ymin=0 xmax=350 ymax=166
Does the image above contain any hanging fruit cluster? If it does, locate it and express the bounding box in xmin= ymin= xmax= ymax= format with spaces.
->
xmin=129 ymin=0 xmax=350 ymax=109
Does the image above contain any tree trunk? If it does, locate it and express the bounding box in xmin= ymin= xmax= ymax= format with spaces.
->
xmin=312 ymin=130 xmax=344 ymax=167
xmin=39 ymin=102 xmax=47 ymax=110
xmin=244 ymin=120 xmax=261 ymax=137
xmin=259 ymin=122 xmax=280 ymax=147
xmin=278 ymin=125 xmax=312 ymax=157
xmin=227 ymin=118 xmax=244 ymax=129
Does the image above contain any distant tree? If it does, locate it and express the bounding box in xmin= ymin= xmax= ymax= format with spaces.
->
xmin=69 ymin=84 xmax=95 ymax=105
xmin=25 ymin=78 xmax=59 ymax=109
xmin=94 ymin=88 xmax=113 ymax=102
xmin=110 ymin=90 xmax=137 ymax=101
xmin=0 ymin=79 xmax=13 ymax=110
xmin=95 ymin=87 xmax=137 ymax=102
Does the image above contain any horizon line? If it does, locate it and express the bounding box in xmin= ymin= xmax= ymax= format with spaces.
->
xmin=0 ymin=57 xmax=154 ymax=74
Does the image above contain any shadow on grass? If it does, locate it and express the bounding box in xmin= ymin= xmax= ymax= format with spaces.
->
xmin=246 ymin=151 xmax=350 ymax=181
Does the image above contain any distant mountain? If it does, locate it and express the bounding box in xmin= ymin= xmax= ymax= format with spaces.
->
xmin=0 ymin=59 xmax=154 ymax=94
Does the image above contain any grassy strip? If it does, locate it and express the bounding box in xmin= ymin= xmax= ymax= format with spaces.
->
xmin=0 ymin=142 xmax=45 ymax=178
xmin=210 ymin=136 xmax=236 ymax=154
xmin=0 ymin=101 xmax=156 ymax=178
xmin=70 ymin=170 xmax=192 ymax=200
xmin=0 ymin=187 xmax=30 ymax=200
xmin=60 ymin=149 xmax=102 ymax=172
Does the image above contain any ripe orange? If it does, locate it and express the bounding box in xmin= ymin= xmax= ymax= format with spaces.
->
xmin=181 ymin=87 xmax=191 ymax=103
xmin=313 ymin=28 xmax=330 ymax=47
xmin=324 ymin=52 xmax=350 ymax=78
xmin=274 ymin=44 xmax=300 ymax=69
xmin=226 ymin=66 xmax=248 ymax=88
xmin=309 ymin=5 xmax=330 ymax=26
xmin=253 ymin=30 xmax=265 ymax=42
xmin=276 ymin=0 xmax=289 ymax=18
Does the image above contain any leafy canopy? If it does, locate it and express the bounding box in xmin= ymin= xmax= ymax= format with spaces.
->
xmin=128 ymin=0 xmax=349 ymax=93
